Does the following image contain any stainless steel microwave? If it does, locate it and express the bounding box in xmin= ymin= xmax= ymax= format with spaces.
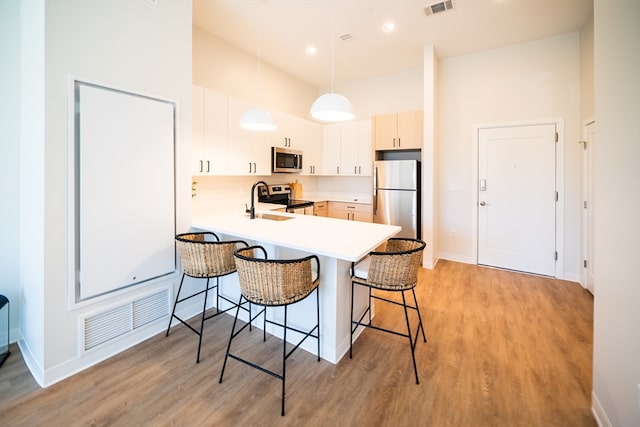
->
xmin=272 ymin=146 xmax=303 ymax=173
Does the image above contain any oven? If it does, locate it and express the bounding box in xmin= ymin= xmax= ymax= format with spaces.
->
xmin=258 ymin=184 xmax=315 ymax=215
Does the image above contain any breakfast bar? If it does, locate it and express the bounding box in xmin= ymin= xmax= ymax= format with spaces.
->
xmin=192 ymin=209 xmax=400 ymax=363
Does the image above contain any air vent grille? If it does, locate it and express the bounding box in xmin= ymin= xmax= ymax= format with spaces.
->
xmin=424 ymin=0 xmax=455 ymax=16
xmin=83 ymin=289 xmax=170 ymax=351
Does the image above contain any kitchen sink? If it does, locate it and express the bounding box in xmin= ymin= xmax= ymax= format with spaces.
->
xmin=255 ymin=213 xmax=293 ymax=221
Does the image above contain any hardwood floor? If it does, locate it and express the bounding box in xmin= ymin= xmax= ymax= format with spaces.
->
xmin=0 ymin=260 xmax=595 ymax=426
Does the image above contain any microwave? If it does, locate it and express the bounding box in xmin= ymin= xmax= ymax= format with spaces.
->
xmin=272 ymin=146 xmax=303 ymax=173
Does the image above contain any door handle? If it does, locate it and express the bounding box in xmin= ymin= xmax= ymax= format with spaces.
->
xmin=480 ymin=201 xmax=486 ymax=206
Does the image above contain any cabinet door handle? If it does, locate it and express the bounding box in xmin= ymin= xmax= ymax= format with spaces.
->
xmin=359 ymin=166 xmax=361 ymax=174
xmin=336 ymin=166 xmax=339 ymax=175
xmin=253 ymin=162 xmax=256 ymax=173
xmin=393 ymin=137 xmax=396 ymax=147
xmin=248 ymin=162 xmax=252 ymax=173
xmin=398 ymin=137 xmax=401 ymax=148
xmin=206 ymin=160 xmax=211 ymax=173
xmin=199 ymin=160 xmax=203 ymax=173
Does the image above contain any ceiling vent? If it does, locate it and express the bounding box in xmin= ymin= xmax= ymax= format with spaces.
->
xmin=424 ymin=0 xmax=455 ymax=16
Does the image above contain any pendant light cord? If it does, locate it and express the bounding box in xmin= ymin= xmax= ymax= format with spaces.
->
xmin=330 ymin=0 xmax=335 ymax=94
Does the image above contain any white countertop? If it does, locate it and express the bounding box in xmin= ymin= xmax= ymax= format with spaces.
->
xmin=192 ymin=210 xmax=399 ymax=262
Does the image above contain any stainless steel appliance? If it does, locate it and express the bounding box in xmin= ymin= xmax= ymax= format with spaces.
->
xmin=272 ymin=147 xmax=303 ymax=173
xmin=373 ymin=160 xmax=421 ymax=239
xmin=258 ymin=184 xmax=315 ymax=214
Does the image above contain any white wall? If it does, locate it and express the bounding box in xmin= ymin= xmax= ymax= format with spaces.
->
xmin=592 ymin=1 xmax=640 ymax=426
xmin=12 ymin=0 xmax=192 ymax=386
xmin=580 ymin=14 xmax=595 ymax=122
xmin=193 ymin=25 xmax=318 ymax=119
xmin=0 ymin=0 xmax=23 ymax=343
xmin=436 ymin=33 xmax=582 ymax=279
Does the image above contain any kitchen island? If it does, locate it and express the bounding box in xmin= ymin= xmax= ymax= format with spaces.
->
xmin=192 ymin=209 xmax=400 ymax=363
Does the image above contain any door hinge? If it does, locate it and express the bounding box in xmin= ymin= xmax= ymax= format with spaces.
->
xmin=584 ymin=200 xmax=588 ymax=209
xmin=555 ymin=251 xmax=558 ymax=261
xmin=583 ymin=259 xmax=588 ymax=268
xmin=556 ymin=191 xmax=559 ymax=202
xmin=555 ymin=132 xmax=558 ymax=142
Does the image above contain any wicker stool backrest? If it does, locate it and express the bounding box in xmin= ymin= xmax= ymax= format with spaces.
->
xmin=234 ymin=246 xmax=320 ymax=306
xmin=175 ymin=232 xmax=241 ymax=278
xmin=365 ymin=238 xmax=426 ymax=290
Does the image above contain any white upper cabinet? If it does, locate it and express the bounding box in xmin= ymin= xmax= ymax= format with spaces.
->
xmin=192 ymin=86 xmax=228 ymax=175
xmin=322 ymin=123 xmax=342 ymax=175
xmin=226 ymin=96 xmax=271 ymax=175
xmin=373 ymin=111 xmax=423 ymax=150
xmin=321 ymin=119 xmax=372 ymax=176
xmin=270 ymin=112 xmax=323 ymax=175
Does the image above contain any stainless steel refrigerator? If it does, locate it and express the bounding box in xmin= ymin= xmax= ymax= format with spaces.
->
xmin=373 ymin=160 xmax=421 ymax=239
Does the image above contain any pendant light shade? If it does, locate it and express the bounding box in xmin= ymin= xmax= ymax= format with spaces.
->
xmin=310 ymin=93 xmax=354 ymax=122
xmin=239 ymin=108 xmax=277 ymax=131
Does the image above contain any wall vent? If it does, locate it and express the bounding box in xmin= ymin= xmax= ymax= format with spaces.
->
xmin=424 ymin=0 xmax=455 ymax=16
xmin=82 ymin=289 xmax=170 ymax=352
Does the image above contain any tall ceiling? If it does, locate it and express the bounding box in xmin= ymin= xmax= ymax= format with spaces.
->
xmin=193 ymin=0 xmax=593 ymax=88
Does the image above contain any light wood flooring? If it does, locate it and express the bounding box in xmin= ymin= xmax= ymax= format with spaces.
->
xmin=0 ymin=260 xmax=595 ymax=426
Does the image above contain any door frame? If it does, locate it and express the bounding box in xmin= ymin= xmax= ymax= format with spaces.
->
xmin=471 ymin=118 xmax=565 ymax=279
xmin=580 ymin=117 xmax=595 ymax=293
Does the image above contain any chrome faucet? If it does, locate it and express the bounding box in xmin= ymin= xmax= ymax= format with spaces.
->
xmin=249 ymin=181 xmax=269 ymax=219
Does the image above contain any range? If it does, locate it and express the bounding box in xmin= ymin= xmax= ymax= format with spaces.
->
xmin=258 ymin=184 xmax=315 ymax=215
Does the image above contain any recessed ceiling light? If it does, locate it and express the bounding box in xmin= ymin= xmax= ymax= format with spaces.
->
xmin=305 ymin=46 xmax=317 ymax=56
xmin=382 ymin=22 xmax=395 ymax=33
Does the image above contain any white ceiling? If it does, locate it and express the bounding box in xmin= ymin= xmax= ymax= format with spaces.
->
xmin=193 ymin=0 xmax=593 ymax=88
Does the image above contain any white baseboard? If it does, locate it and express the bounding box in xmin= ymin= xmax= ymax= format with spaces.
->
xmin=18 ymin=300 xmax=206 ymax=389
xmin=592 ymin=391 xmax=613 ymax=427
xmin=436 ymin=252 xmax=476 ymax=265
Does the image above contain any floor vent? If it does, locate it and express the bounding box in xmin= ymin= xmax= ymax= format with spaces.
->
xmin=424 ymin=0 xmax=455 ymax=16
xmin=83 ymin=289 xmax=170 ymax=352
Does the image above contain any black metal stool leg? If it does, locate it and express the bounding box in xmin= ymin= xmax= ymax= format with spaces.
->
xmin=219 ymin=295 xmax=244 ymax=383
xmin=316 ymin=287 xmax=321 ymax=362
xmin=166 ymin=273 xmax=186 ymax=336
xmin=402 ymin=291 xmax=420 ymax=384
xmin=412 ymin=288 xmax=427 ymax=343
xmin=281 ymin=305 xmax=287 ymax=416
xmin=196 ymin=278 xmax=211 ymax=363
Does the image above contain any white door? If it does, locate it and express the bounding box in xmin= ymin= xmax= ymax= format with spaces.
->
xmin=478 ymin=124 xmax=557 ymax=276
xmin=580 ymin=121 xmax=596 ymax=294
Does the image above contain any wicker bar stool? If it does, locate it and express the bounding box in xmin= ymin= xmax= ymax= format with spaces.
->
xmin=350 ymin=237 xmax=427 ymax=384
xmin=166 ymin=232 xmax=249 ymax=363
xmin=219 ymin=245 xmax=320 ymax=416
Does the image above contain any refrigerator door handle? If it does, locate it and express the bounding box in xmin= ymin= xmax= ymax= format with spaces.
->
xmin=373 ymin=166 xmax=378 ymax=215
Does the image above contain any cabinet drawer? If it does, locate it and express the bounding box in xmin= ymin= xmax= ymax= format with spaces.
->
xmin=329 ymin=202 xmax=372 ymax=213
xmin=314 ymin=201 xmax=329 ymax=217
xmin=328 ymin=202 xmax=372 ymax=222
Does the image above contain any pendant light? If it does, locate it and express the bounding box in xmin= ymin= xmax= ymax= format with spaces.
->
xmin=240 ymin=7 xmax=277 ymax=131
xmin=310 ymin=1 xmax=354 ymax=122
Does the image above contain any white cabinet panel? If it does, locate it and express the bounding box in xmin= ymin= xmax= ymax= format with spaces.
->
xmin=192 ymin=87 xmax=227 ymax=175
xmin=76 ymin=82 xmax=175 ymax=301
xmin=321 ymin=120 xmax=371 ymax=176
xmin=226 ymin=97 xmax=271 ymax=175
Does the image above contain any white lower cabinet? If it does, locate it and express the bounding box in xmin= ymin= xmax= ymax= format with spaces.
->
xmin=328 ymin=202 xmax=372 ymax=222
